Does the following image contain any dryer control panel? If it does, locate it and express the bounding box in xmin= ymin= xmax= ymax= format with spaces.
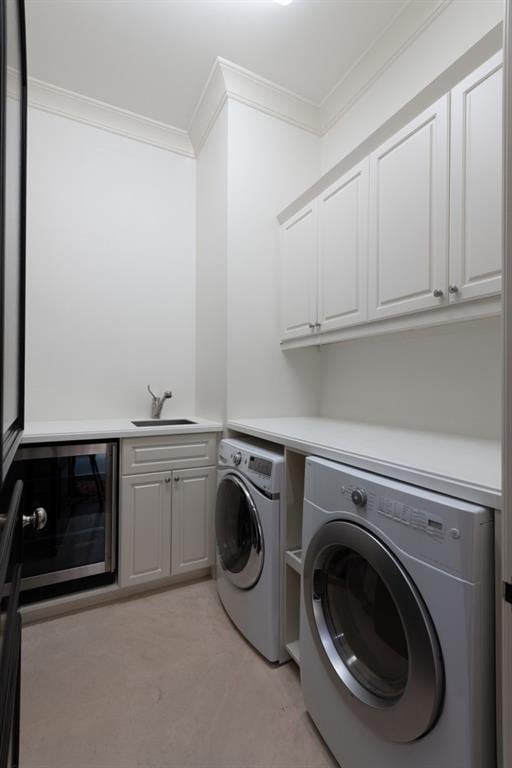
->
xmin=304 ymin=456 xmax=492 ymax=581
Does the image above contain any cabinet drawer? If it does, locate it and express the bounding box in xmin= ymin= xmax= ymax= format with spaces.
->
xmin=122 ymin=433 xmax=217 ymax=475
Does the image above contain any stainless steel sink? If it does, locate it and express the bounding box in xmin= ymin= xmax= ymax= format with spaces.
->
xmin=131 ymin=419 xmax=197 ymax=427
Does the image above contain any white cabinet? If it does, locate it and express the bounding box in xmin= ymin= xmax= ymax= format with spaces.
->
xmin=171 ymin=467 xmax=216 ymax=576
xmin=317 ymin=160 xmax=369 ymax=332
xmin=449 ymin=52 xmax=503 ymax=303
xmin=279 ymin=56 xmax=502 ymax=348
xmin=119 ymin=434 xmax=217 ymax=589
xmin=119 ymin=471 xmax=172 ymax=588
xmin=368 ymin=96 xmax=449 ymax=320
xmin=280 ymin=202 xmax=318 ymax=341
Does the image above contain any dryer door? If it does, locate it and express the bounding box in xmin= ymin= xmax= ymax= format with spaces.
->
xmin=303 ymin=520 xmax=443 ymax=743
xmin=215 ymin=474 xmax=264 ymax=590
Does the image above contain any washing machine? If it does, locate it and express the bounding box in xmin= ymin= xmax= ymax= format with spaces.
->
xmin=300 ymin=456 xmax=495 ymax=768
xmin=215 ymin=438 xmax=285 ymax=663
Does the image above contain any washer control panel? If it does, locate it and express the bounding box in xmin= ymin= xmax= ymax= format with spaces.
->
xmin=218 ymin=439 xmax=284 ymax=495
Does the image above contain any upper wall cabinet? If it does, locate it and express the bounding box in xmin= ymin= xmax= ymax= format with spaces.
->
xmin=318 ymin=160 xmax=369 ymax=332
xmin=280 ymin=202 xmax=318 ymax=341
xmin=368 ymin=97 xmax=449 ymax=320
xmin=449 ymin=52 xmax=503 ymax=303
xmin=278 ymin=52 xmax=502 ymax=347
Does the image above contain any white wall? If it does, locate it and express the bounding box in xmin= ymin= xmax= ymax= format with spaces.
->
xmin=26 ymin=108 xmax=196 ymax=420
xmin=195 ymin=105 xmax=228 ymax=422
xmin=319 ymin=318 xmax=501 ymax=439
xmin=226 ymin=101 xmax=321 ymax=419
xmin=321 ymin=0 xmax=504 ymax=171
xmin=316 ymin=0 xmax=503 ymax=441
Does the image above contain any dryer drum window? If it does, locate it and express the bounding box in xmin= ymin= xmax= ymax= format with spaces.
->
xmin=304 ymin=520 xmax=444 ymax=743
xmin=215 ymin=474 xmax=264 ymax=590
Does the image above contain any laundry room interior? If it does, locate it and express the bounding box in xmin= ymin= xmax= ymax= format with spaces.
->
xmin=0 ymin=0 xmax=510 ymax=767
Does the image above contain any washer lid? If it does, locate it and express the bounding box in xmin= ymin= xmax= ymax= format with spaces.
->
xmin=303 ymin=520 xmax=444 ymax=743
xmin=215 ymin=473 xmax=264 ymax=591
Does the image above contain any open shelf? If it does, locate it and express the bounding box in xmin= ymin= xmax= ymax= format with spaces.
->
xmin=285 ymin=548 xmax=303 ymax=574
xmin=285 ymin=639 xmax=300 ymax=667
xmin=282 ymin=450 xmax=306 ymax=669
xmin=284 ymin=555 xmax=301 ymax=667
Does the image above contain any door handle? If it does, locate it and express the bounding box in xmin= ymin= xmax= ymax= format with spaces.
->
xmin=22 ymin=507 xmax=47 ymax=530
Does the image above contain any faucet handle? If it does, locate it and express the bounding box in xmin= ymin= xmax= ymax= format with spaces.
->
xmin=147 ymin=384 xmax=158 ymax=402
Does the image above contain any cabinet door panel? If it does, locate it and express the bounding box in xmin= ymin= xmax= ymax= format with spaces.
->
xmin=171 ymin=467 xmax=215 ymax=576
xmin=119 ymin=472 xmax=171 ymax=587
xmin=280 ymin=202 xmax=318 ymax=341
xmin=368 ymin=96 xmax=449 ymax=320
xmin=450 ymin=52 xmax=503 ymax=302
xmin=318 ymin=160 xmax=369 ymax=332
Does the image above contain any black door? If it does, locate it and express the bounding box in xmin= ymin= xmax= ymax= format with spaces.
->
xmin=215 ymin=474 xmax=264 ymax=590
xmin=0 ymin=1 xmax=27 ymax=764
xmin=0 ymin=0 xmax=27 ymax=485
xmin=303 ymin=520 xmax=444 ymax=743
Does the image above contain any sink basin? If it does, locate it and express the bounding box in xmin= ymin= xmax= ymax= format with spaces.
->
xmin=131 ymin=419 xmax=197 ymax=427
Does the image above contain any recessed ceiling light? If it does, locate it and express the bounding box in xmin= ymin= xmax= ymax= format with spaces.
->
xmin=274 ymin=0 xmax=293 ymax=5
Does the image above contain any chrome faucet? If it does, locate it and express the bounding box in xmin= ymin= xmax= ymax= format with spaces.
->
xmin=147 ymin=385 xmax=173 ymax=419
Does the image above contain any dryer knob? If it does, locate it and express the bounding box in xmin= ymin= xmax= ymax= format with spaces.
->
xmin=233 ymin=452 xmax=242 ymax=466
xmin=351 ymin=488 xmax=367 ymax=508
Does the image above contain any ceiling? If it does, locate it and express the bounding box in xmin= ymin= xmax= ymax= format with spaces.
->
xmin=25 ymin=0 xmax=409 ymax=130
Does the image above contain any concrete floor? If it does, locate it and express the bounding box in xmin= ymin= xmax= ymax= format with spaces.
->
xmin=21 ymin=579 xmax=337 ymax=768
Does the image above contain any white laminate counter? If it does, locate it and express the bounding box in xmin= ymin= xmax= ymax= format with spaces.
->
xmin=22 ymin=417 xmax=223 ymax=444
xmin=227 ymin=417 xmax=501 ymax=509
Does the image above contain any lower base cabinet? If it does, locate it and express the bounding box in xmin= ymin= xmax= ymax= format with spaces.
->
xmin=119 ymin=463 xmax=216 ymax=589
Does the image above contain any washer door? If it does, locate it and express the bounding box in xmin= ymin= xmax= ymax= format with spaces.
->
xmin=303 ymin=520 xmax=443 ymax=743
xmin=215 ymin=474 xmax=264 ymax=590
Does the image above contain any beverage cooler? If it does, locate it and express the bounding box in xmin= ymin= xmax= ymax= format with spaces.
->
xmin=15 ymin=442 xmax=117 ymax=598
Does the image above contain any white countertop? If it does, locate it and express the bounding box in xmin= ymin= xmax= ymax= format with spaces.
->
xmin=22 ymin=417 xmax=223 ymax=444
xmin=227 ymin=417 xmax=501 ymax=508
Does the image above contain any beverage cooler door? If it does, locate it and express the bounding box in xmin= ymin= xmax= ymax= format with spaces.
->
xmin=15 ymin=443 xmax=117 ymax=591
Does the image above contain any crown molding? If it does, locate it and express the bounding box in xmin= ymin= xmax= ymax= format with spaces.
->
xmin=189 ymin=57 xmax=322 ymax=154
xmin=320 ymin=0 xmax=453 ymax=132
xmin=28 ymin=78 xmax=195 ymax=158
xmin=26 ymin=0 xmax=498 ymax=162
xmin=188 ymin=58 xmax=230 ymax=155
xmin=189 ymin=2 xmax=460 ymax=154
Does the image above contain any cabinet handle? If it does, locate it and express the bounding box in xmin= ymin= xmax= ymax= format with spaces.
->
xmin=315 ymin=322 xmax=321 ymax=329
xmin=308 ymin=323 xmax=315 ymax=330
xmin=432 ymin=288 xmax=444 ymax=298
xmin=448 ymin=284 xmax=459 ymax=294
xmin=174 ymin=475 xmax=180 ymax=482
xmin=165 ymin=477 xmax=171 ymax=484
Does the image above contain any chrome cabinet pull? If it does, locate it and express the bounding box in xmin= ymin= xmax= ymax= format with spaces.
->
xmin=23 ymin=507 xmax=47 ymax=530
xmin=448 ymin=284 xmax=459 ymax=294
xmin=432 ymin=288 xmax=444 ymax=298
